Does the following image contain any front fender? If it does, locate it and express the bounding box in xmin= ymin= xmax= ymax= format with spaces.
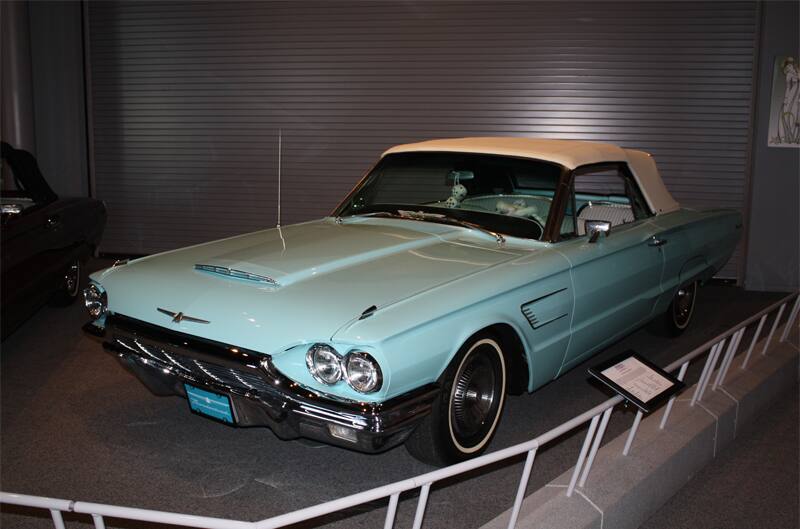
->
xmin=267 ymin=306 xmax=533 ymax=404
xmin=334 ymin=250 xmax=574 ymax=400
xmin=372 ymin=303 xmax=535 ymax=400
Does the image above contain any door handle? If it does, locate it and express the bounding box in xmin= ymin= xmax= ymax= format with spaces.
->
xmin=45 ymin=216 xmax=61 ymax=230
xmin=648 ymin=237 xmax=667 ymax=247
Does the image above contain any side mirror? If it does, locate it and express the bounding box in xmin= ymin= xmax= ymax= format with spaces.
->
xmin=1 ymin=203 xmax=22 ymax=223
xmin=586 ymin=220 xmax=611 ymax=243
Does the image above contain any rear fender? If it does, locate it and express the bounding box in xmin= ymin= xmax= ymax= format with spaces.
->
xmin=679 ymin=255 xmax=710 ymax=287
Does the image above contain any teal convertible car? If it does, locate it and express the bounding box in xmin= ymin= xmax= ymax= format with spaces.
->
xmin=83 ymin=138 xmax=740 ymax=465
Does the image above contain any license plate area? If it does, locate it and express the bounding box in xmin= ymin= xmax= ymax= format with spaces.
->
xmin=185 ymin=383 xmax=235 ymax=425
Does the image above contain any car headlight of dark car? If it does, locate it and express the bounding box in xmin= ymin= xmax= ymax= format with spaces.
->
xmin=83 ymin=283 xmax=107 ymax=319
xmin=305 ymin=344 xmax=382 ymax=393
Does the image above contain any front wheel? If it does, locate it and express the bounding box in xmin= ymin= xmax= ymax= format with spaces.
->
xmin=51 ymin=259 xmax=83 ymax=306
xmin=405 ymin=334 xmax=507 ymax=466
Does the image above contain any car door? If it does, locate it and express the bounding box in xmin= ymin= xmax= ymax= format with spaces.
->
xmin=0 ymin=203 xmax=69 ymax=342
xmin=1 ymin=143 xmax=68 ymax=335
xmin=555 ymin=163 xmax=665 ymax=373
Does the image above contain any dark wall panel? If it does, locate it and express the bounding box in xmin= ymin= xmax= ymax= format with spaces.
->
xmin=745 ymin=1 xmax=799 ymax=291
xmin=88 ymin=1 xmax=757 ymax=278
xmin=29 ymin=0 xmax=89 ymax=198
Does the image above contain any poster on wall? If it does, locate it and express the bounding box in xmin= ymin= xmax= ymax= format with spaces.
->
xmin=768 ymin=55 xmax=800 ymax=148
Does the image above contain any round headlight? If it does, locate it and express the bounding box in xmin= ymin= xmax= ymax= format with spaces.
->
xmin=83 ymin=283 xmax=107 ymax=320
xmin=344 ymin=352 xmax=382 ymax=393
xmin=306 ymin=344 xmax=343 ymax=385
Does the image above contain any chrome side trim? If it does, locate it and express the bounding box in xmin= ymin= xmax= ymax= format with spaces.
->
xmin=530 ymin=312 xmax=568 ymax=330
xmin=194 ymin=264 xmax=279 ymax=286
xmin=525 ymin=287 xmax=568 ymax=306
xmin=521 ymin=288 xmax=569 ymax=329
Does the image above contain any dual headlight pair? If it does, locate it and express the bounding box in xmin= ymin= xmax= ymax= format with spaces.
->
xmin=306 ymin=343 xmax=382 ymax=394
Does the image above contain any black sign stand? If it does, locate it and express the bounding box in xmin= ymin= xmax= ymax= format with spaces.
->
xmin=589 ymin=350 xmax=684 ymax=413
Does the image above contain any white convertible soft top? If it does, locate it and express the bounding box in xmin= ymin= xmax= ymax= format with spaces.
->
xmin=384 ymin=137 xmax=680 ymax=215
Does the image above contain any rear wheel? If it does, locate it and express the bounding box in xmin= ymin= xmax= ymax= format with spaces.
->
xmin=405 ymin=334 xmax=507 ymax=466
xmin=662 ymin=280 xmax=698 ymax=336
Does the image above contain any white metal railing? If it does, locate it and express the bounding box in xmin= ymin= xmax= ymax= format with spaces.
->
xmin=3 ymin=292 xmax=798 ymax=529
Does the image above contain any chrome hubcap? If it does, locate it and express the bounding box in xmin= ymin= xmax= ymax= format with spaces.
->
xmin=452 ymin=354 xmax=497 ymax=440
xmin=65 ymin=261 xmax=80 ymax=297
xmin=673 ymin=283 xmax=696 ymax=327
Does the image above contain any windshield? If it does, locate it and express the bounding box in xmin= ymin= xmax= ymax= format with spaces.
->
xmin=335 ymin=152 xmax=564 ymax=240
xmin=1 ymin=142 xmax=57 ymax=205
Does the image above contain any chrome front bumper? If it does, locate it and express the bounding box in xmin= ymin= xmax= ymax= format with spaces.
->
xmin=86 ymin=315 xmax=438 ymax=453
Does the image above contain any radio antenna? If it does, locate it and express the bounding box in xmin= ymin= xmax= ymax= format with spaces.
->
xmin=276 ymin=129 xmax=282 ymax=228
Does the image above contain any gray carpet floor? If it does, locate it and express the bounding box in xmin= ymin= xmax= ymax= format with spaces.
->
xmin=641 ymin=382 xmax=799 ymax=529
xmin=0 ymin=265 xmax=795 ymax=528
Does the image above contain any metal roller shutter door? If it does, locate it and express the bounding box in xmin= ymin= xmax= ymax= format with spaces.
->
xmin=88 ymin=0 xmax=757 ymax=278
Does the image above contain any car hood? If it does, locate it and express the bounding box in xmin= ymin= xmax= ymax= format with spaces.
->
xmin=95 ymin=218 xmax=524 ymax=354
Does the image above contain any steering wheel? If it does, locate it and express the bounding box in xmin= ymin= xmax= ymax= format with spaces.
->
xmin=527 ymin=213 xmax=546 ymax=226
xmin=527 ymin=216 xmax=545 ymax=240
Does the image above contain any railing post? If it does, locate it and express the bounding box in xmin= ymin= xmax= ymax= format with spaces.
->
xmin=779 ymin=295 xmax=800 ymax=343
xmin=760 ymin=304 xmax=786 ymax=356
xmin=741 ymin=314 xmax=767 ymax=370
xmin=566 ymin=414 xmax=600 ymax=497
xmin=691 ymin=340 xmax=724 ymax=406
xmin=506 ymin=447 xmax=538 ymax=529
xmin=660 ymin=361 xmax=689 ymax=429
xmin=622 ymin=409 xmax=643 ymax=456
xmin=713 ymin=328 xmax=745 ymax=390
xmin=411 ymin=483 xmax=431 ymax=529
xmin=579 ymin=407 xmax=613 ymax=487
xmin=383 ymin=493 xmax=400 ymax=529
xmin=49 ymin=510 xmax=66 ymax=529
xmin=91 ymin=514 xmax=106 ymax=529
xmin=694 ymin=341 xmax=722 ymax=404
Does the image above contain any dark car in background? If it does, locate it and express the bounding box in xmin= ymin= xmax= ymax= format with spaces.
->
xmin=1 ymin=142 xmax=106 ymax=339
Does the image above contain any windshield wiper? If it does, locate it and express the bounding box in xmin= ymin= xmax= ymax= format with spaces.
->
xmin=336 ymin=210 xmax=397 ymax=224
xmin=342 ymin=209 xmax=506 ymax=245
xmin=396 ymin=210 xmax=506 ymax=246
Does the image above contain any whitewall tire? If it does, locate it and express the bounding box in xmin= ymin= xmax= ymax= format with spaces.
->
xmin=406 ymin=333 xmax=507 ymax=466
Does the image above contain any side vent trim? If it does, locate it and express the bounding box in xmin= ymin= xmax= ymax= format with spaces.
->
xmin=521 ymin=287 xmax=569 ymax=330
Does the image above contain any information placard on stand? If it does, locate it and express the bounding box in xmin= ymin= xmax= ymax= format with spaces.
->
xmin=588 ymin=350 xmax=684 ymax=413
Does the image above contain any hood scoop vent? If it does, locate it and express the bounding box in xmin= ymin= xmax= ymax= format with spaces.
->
xmin=194 ymin=264 xmax=280 ymax=286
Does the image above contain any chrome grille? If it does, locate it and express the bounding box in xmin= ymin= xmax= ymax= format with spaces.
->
xmin=114 ymin=335 xmax=273 ymax=395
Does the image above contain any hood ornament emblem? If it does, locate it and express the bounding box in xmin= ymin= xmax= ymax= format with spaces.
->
xmin=157 ymin=308 xmax=210 ymax=324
